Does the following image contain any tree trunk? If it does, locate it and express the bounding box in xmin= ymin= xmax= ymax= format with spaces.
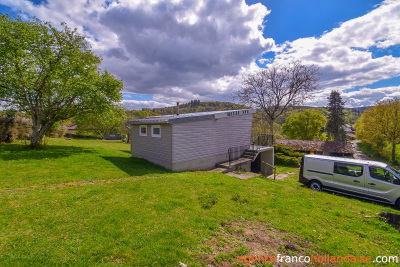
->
xmin=30 ymin=130 xmax=43 ymax=148
xmin=30 ymin=120 xmax=45 ymax=148
xmin=30 ymin=117 xmax=53 ymax=148
xmin=269 ymin=120 xmax=275 ymax=144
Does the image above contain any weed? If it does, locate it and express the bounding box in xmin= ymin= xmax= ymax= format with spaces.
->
xmin=231 ymin=193 xmax=248 ymax=204
xmin=198 ymin=193 xmax=218 ymax=209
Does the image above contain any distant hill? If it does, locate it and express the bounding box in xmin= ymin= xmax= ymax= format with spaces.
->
xmin=139 ymin=100 xmax=250 ymax=115
xmin=345 ymin=106 xmax=370 ymax=113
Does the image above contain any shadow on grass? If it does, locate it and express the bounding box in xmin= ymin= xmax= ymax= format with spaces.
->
xmin=101 ymin=156 xmax=171 ymax=176
xmin=318 ymin=188 xmax=396 ymax=210
xmin=300 ymin=181 xmax=397 ymax=210
xmin=0 ymin=144 xmax=95 ymax=161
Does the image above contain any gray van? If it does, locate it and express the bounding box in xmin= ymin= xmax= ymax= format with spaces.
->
xmin=299 ymin=155 xmax=400 ymax=209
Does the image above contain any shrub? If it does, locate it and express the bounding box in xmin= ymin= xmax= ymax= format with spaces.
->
xmin=274 ymin=144 xmax=305 ymax=167
xmin=0 ymin=112 xmax=33 ymax=143
xmin=14 ymin=116 xmax=32 ymax=141
xmin=274 ymin=144 xmax=304 ymax=157
xmin=275 ymin=153 xmax=302 ymax=167
xmin=0 ymin=113 xmax=15 ymax=143
xmin=46 ymin=122 xmax=66 ymax=138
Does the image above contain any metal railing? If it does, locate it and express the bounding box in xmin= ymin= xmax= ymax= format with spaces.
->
xmin=227 ymin=134 xmax=274 ymax=167
xmin=247 ymin=134 xmax=274 ymax=161
xmin=252 ymin=134 xmax=273 ymax=147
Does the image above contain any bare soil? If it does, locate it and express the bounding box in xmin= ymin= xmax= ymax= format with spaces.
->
xmin=198 ymin=220 xmax=327 ymax=267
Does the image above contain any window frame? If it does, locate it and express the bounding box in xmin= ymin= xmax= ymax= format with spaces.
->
xmin=333 ymin=162 xmax=363 ymax=177
xmin=369 ymin=166 xmax=399 ymax=184
xmin=151 ymin=125 xmax=161 ymax=138
xmin=139 ymin=125 xmax=147 ymax=136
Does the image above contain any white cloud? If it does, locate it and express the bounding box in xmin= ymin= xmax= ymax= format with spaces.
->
xmin=1 ymin=0 xmax=274 ymax=107
xmin=3 ymin=0 xmax=400 ymax=108
xmin=304 ymin=85 xmax=400 ymax=107
xmin=122 ymin=99 xmax=171 ymax=110
xmin=273 ymin=0 xmax=400 ymax=107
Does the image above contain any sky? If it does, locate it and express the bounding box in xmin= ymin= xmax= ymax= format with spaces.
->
xmin=1 ymin=0 xmax=400 ymax=109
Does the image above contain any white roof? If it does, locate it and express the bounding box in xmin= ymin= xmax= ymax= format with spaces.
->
xmin=127 ymin=109 xmax=256 ymax=125
xmin=304 ymin=154 xmax=388 ymax=168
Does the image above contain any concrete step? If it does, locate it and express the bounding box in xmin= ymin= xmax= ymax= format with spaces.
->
xmin=217 ymin=157 xmax=252 ymax=169
xmin=242 ymin=152 xmax=254 ymax=158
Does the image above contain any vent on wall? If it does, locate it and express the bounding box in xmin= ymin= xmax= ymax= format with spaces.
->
xmin=214 ymin=109 xmax=255 ymax=119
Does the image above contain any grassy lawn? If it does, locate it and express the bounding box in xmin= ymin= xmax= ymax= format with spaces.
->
xmin=0 ymin=138 xmax=399 ymax=266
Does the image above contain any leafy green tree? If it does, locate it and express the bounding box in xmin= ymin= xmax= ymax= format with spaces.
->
xmin=326 ymin=90 xmax=346 ymax=141
xmin=355 ymin=98 xmax=400 ymax=163
xmin=75 ymin=105 xmax=126 ymax=137
xmin=0 ymin=14 xmax=123 ymax=147
xmin=282 ymin=109 xmax=327 ymax=140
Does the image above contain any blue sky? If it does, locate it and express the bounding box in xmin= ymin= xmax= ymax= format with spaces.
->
xmin=1 ymin=0 xmax=400 ymax=109
xmin=248 ymin=0 xmax=381 ymax=43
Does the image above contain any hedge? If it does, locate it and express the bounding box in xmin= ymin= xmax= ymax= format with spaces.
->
xmin=274 ymin=144 xmax=305 ymax=167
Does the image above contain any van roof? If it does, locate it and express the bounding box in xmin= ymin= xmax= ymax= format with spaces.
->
xmin=304 ymin=154 xmax=387 ymax=168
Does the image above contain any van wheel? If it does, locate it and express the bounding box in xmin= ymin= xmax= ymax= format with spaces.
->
xmin=395 ymin=198 xmax=400 ymax=210
xmin=310 ymin=180 xmax=323 ymax=192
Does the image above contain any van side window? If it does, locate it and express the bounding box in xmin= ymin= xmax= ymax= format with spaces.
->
xmin=369 ymin=167 xmax=398 ymax=184
xmin=334 ymin=162 xmax=363 ymax=177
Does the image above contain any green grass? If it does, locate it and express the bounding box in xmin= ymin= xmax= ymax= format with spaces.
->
xmin=0 ymin=138 xmax=168 ymax=189
xmin=0 ymin=138 xmax=399 ymax=266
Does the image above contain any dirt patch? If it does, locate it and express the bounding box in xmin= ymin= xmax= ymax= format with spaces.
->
xmin=379 ymin=212 xmax=400 ymax=230
xmin=225 ymin=172 xmax=260 ymax=180
xmin=197 ymin=220 xmax=321 ymax=267
xmin=267 ymin=173 xmax=288 ymax=181
xmin=267 ymin=172 xmax=296 ymax=181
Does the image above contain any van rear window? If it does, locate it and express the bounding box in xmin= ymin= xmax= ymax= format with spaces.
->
xmin=334 ymin=162 xmax=363 ymax=177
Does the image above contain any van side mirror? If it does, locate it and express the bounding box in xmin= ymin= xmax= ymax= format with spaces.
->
xmin=394 ymin=179 xmax=400 ymax=185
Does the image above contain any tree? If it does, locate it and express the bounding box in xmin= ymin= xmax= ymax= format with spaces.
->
xmin=0 ymin=14 xmax=123 ymax=148
xmin=234 ymin=61 xmax=320 ymax=139
xmin=75 ymin=104 xmax=127 ymax=137
xmin=326 ymin=90 xmax=346 ymax=141
xmin=355 ymin=98 xmax=400 ymax=163
xmin=282 ymin=109 xmax=327 ymax=140
xmin=252 ymin=110 xmax=284 ymax=139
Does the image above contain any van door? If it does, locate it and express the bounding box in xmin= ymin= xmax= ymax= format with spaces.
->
xmin=366 ymin=166 xmax=400 ymax=203
xmin=332 ymin=162 xmax=366 ymax=194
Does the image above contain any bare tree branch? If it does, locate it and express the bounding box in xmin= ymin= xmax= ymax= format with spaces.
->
xmin=234 ymin=61 xmax=320 ymax=138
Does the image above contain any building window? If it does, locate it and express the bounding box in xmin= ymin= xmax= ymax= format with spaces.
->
xmin=139 ymin=125 xmax=147 ymax=136
xmin=151 ymin=125 xmax=161 ymax=138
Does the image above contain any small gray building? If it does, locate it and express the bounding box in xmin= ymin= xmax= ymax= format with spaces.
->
xmin=127 ymin=109 xmax=274 ymax=172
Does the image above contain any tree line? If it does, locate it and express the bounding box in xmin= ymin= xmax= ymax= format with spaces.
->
xmin=355 ymin=98 xmax=400 ymax=164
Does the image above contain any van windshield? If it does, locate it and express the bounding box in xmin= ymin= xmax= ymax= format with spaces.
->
xmin=387 ymin=166 xmax=400 ymax=179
